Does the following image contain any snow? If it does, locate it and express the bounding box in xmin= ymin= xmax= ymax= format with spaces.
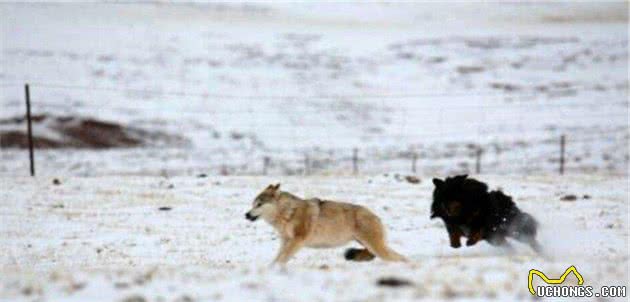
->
xmin=0 ymin=2 xmax=628 ymax=176
xmin=0 ymin=2 xmax=628 ymax=301
xmin=0 ymin=175 xmax=628 ymax=301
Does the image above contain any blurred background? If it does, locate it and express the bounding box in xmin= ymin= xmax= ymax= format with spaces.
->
xmin=1 ymin=2 xmax=628 ymax=177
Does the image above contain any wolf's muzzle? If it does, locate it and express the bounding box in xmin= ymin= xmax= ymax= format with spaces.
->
xmin=245 ymin=212 xmax=259 ymax=221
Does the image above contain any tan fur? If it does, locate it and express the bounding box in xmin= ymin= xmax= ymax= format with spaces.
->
xmin=245 ymin=184 xmax=407 ymax=264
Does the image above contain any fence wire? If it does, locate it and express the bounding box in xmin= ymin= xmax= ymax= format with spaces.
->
xmin=0 ymin=82 xmax=628 ymax=176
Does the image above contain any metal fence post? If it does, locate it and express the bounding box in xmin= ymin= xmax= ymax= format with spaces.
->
xmin=25 ymin=84 xmax=35 ymax=176
xmin=352 ymin=148 xmax=359 ymax=175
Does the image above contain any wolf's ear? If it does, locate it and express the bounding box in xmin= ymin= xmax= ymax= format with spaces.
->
xmin=271 ymin=183 xmax=280 ymax=190
xmin=432 ymin=178 xmax=444 ymax=187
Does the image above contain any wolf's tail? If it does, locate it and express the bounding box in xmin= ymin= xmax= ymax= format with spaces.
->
xmin=344 ymin=248 xmax=375 ymax=261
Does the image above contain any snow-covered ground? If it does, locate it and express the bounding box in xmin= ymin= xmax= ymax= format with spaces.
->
xmin=0 ymin=175 xmax=628 ymax=301
xmin=0 ymin=3 xmax=628 ymax=176
xmin=0 ymin=3 xmax=628 ymax=302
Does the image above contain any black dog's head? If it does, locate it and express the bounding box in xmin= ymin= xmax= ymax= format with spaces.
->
xmin=430 ymin=174 xmax=487 ymax=220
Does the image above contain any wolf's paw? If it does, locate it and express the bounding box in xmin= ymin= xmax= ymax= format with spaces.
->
xmin=450 ymin=242 xmax=461 ymax=248
xmin=344 ymin=248 xmax=375 ymax=261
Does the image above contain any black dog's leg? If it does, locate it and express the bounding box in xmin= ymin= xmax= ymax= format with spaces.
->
xmin=466 ymin=228 xmax=483 ymax=246
xmin=487 ymin=235 xmax=514 ymax=252
xmin=511 ymin=212 xmax=543 ymax=254
xmin=515 ymin=235 xmax=544 ymax=255
xmin=446 ymin=224 xmax=463 ymax=248
xmin=528 ymin=238 xmax=543 ymax=255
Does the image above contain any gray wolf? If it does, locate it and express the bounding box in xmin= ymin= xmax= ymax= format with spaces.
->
xmin=245 ymin=184 xmax=407 ymax=264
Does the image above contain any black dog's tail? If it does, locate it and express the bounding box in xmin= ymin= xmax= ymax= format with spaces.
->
xmin=516 ymin=212 xmax=538 ymax=236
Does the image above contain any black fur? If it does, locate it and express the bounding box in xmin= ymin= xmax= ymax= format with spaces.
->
xmin=431 ymin=174 xmax=542 ymax=253
xmin=344 ymin=248 xmax=362 ymax=260
xmin=344 ymin=247 xmax=375 ymax=261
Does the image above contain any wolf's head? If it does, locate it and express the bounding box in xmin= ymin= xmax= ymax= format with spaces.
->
xmin=245 ymin=183 xmax=281 ymax=222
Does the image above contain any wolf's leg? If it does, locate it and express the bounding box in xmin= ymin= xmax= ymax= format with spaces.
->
xmin=271 ymin=239 xmax=288 ymax=265
xmin=273 ymin=238 xmax=305 ymax=264
xmin=353 ymin=212 xmax=406 ymax=262
xmin=272 ymin=204 xmax=315 ymax=265
xmin=344 ymin=248 xmax=375 ymax=261
xmin=356 ymin=234 xmax=407 ymax=262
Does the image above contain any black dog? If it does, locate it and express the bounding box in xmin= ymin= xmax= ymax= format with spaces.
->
xmin=431 ymin=174 xmax=541 ymax=253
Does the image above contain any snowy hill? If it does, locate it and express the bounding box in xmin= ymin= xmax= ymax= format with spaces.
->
xmin=1 ymin=3 xmax=627 ymax=176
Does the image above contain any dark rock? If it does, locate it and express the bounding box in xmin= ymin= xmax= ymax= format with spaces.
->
xmin=456 ymin=66 xmax=484 ymax=74
xmin=175 ymin=295 xmax=194 ymax=302
xmin=114 ymin=282 xmax=130 ymax=289
xmin=120 ymin=295 xmax=146 ymax=302
xmin=405 ymin=176 xmax=421 ymax=184
xmin=377 ymin=277 xmax=413 ymax=287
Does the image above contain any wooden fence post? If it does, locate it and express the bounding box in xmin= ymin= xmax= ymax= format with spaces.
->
xmin=559 ymin=134 xmax=566 ymax=175
xmin=25 ymin=84 xmax=35 ymax=176
xmin=411 ymin=152 xmax=418 ymax=173
xmin=263 ymin=156 xmax=270 ymax=175
xmin=304 ymin=153 xmax=310 ymax=176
